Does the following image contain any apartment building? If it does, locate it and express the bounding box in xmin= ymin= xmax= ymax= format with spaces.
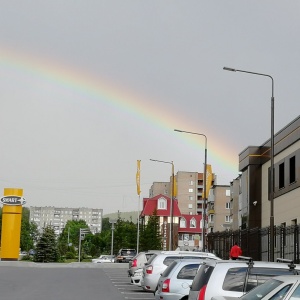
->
xmin=29 ymin=206 xmax=103 ymax=235
xmin=207 ymin=185 xmax=231 ymax=233
xmin=149 ymin=182 xmax=170 ymax=198
xmin=150 ymin=171 xmax=215 ymax=216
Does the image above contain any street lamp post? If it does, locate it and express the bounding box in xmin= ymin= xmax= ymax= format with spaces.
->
xmin=150 ymin=159 xmax=174 ymax=251
xmin=223 ymin=66 xmax=275 ymax=261
xmin=109 ymin=219 xmax=116 ymax=257
xmin=174 ymin=129 xmax=207 ymax=252
xmin=78 ymin=228 xmax=89 ymax=262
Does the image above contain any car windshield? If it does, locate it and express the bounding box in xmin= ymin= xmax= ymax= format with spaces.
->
xmin=121 ymin=250 xmax=136 ymax=256
xmin=241 ymin=279 xmax=284 ymax=300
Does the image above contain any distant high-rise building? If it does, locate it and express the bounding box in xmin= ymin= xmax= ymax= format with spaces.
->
xmin=29 ymin=206 xmax=103 ymax=235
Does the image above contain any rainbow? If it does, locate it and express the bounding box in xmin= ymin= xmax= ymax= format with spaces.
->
xmin=0 ymin=47 xmax=239 ymax=182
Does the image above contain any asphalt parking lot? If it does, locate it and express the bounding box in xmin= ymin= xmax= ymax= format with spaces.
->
xmin=0 ymin=261 xmax=155 ymax=300
xmin=103 ymin=264 xmax=155 ymax=300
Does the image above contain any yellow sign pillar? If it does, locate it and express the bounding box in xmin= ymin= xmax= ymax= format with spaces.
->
xmin=1 ymin=188 xmax=24 ymax=261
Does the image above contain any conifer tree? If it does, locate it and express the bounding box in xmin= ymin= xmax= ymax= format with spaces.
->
xmin=34 ymin=225 xmax=59 ymax=262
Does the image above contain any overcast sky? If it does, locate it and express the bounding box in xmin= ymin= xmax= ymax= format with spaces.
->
xmin=0 ymin=1 xmax=299 ymax=214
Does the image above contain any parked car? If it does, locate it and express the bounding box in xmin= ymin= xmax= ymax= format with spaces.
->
xmin=212 ymin=275 xmax=300 ymax=300
xmin=131 ymin=268 xmax=143 ymax=287
xmin=141 ymin=250 xmax=220 ymax=293
xmin=188 ymin=257 xmax=300 ymax=300
xmin=92 ymin=255 xmax=115 ymax=263
xmin=128 ymin=250 xmax=162 ymax=276
xmin=116 ymin=249 xmax=137 ymax=263
xmin=155 ymin=258 xmax=204 ymax=300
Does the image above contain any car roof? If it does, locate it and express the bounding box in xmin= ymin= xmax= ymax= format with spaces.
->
xmin=269 ymin=274 xmax=300 ymax=281
xmin=200 ymin=258 xmax=300 ymax=270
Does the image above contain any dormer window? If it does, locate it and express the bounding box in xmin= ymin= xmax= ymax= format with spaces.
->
xmin=190 ymin=218 xmax=196 ymax=228
xmin=180 ymin=217 xmax=186 ymax=228
xmin=157 ymin=197 xmax=167 ymax=210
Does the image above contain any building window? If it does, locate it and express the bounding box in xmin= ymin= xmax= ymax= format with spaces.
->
xmin=189 ymin=196 xmax=193 ymax=201
xmin=180 ymin=218 xmax=186 ymax=228
xmin=190 ymin=218 xmax=196 ymax=228
xmin=290 ymin=156 xmax=296 ymax=184
xmin=209 ymin=214 xmax=214 ymax=222
xmin=189 ymin=188 xmax=193 ymax=193
xmin=225 ymin=215 xmax=230 ymax=223
xmin=157 ymin=198 xmax=167 ymax=210
xmin=226 ymin=189 xmax=230 ymax=197
xmin=279 ymin=162 xmax=285 ymax=189
xmin=190 ymin=180 xmax=194 ymax=185
xmin=188 ymin=204 xmax=193 ymax=209
xmin=225 ymin=202 xmax=230 ymax=209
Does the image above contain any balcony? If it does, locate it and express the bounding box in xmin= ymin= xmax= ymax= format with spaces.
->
xmin=207 ymin=209 xmax=215 ymax=214
xmin=207 ymin=221 xmax=214 ymax=228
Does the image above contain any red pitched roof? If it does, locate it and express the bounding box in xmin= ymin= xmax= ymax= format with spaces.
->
xmin=178 ymin=214 xmax=203 ymax=233
xmin=140 ymin=194 xmax=182 ymax=217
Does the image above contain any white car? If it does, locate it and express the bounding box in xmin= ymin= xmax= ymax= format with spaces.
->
xmin=92 ymin=255 xmax=115 ymax=263
xmin=130 ymin=268 xmax=143 ymax=286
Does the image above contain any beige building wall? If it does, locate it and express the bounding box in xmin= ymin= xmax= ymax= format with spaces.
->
xmin=176 ymin=171 xmax=198 ymax=214
xmin=207 ymin=185 xmax=231 ymax=232
xmin=261 ymin=140 xmax=300 ymax=227
xmin=149 ymin=182 xmax=170 ymax=198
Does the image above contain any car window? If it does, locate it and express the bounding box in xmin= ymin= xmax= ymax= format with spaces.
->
xmin=177 ymin=263 xmax=200 ymax=280
xmin=289 ymin=283 xmax=300 ymax=300
xmin=190 ymin=264 xmax=214 ymax=291
xmin=121 ymin=250 xmax=136 ymax=256
xmin=162 ymin=261 xmax=178 ymax=277
xmin=246 ymin=268 xmax=298 ymax=292
xmin=145 ymin=253 xmax=154 ymax=261
xmin=269 ymin=285 xmax=293 ymax=300
xmin=146 ymin=254 xmax=158 ymax=265
xmin=163 ymin=256 xmax=181 ymax=266
xmin=242 ymin=279 xmax=284 ymax=300
xmin=222 ymin=267 xmax=247 ymax=292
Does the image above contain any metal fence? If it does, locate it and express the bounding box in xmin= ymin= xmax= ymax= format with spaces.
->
xmin=207 ymin=224 xmax=300 ymax=262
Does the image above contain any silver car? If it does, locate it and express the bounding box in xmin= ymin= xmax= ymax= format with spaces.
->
xmin=212 ymin=275 xmax=300 ymax=300
xmin=188 ymin=257 xmax=300 ymax=300
xmin=141 ymin=250 xmax=220 ymax=293
xmin=155 ymin=259 xmax=203 ymax=300
xmin=128 ymin=250 xmax=161 ymax=276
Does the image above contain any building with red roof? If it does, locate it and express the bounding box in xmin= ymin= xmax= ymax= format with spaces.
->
xmin=140 ymin=194 xmax=204 ymax=251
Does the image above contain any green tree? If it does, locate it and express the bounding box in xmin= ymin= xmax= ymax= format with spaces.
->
xmin=140 ymin=209 xmax=162 ymax=251
xmin=113 ymin=218 xmax=137 ymax=253
xmin=20 ymin=207 xmax=39 ymax=251
xmin=58 ymin=219 xmax=89 ymax=257
xmin=34 ymin=225 xmax=59 ymax=262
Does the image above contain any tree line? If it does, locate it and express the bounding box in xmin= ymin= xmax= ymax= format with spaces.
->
xmin=0 ymin=207 xmax=162 ymax=262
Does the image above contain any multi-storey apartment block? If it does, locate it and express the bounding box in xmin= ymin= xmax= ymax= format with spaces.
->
xmin=206 ymin=185 xmax=231 ymax=233
xmin=29 ymin=206 xmax=103 ymax=235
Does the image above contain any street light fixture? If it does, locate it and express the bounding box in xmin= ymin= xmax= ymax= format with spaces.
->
xmin=150 ymin=159 xmax=175 ymax=251
xmin=223 ymin=66 xmax=275 ymax=261
xmin=174 ymin=129 xmax=207 ymax=252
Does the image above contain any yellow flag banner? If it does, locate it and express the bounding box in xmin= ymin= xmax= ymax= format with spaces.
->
xmin=173 ymin=175 xmax=177 ymax=198
xmin=136 ymin=160 xmax=141 ymax=196
xmin=204 ymin=164 xmax=213 ymax=199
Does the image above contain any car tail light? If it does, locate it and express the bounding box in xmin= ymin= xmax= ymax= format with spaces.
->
xmin=146 ymin=265 xmax=153 ymax=274
xmin=162 ymin=278 xmax=170 ymax=293
xmin=197 ymin=284 xmax=207 ymax=300
xmin=131 ymin=259 xmax=137 ymax=268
